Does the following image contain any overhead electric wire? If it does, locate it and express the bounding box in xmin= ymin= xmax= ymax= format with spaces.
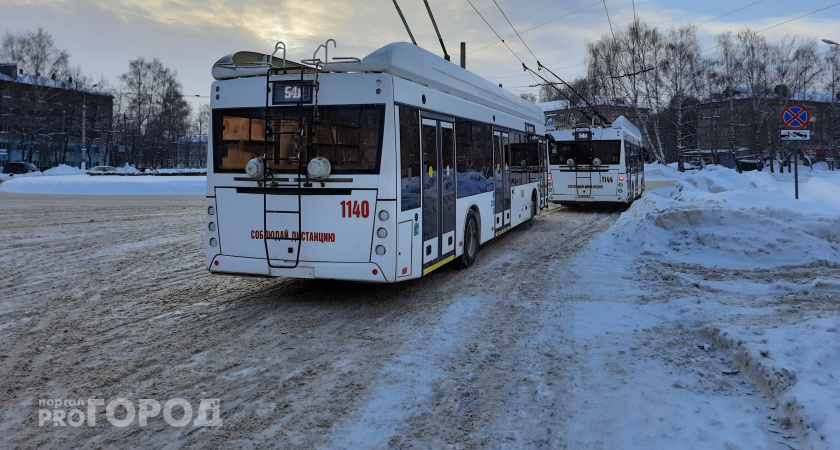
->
xmin=488 ymin=0 xmax=796 ymax=81
xmin=755 ymin=2 xmax=840 ymax=33
xmin=474 ymin=0 xmax=609 ymax=122
xmin=469 ymin=0 xmax=603 ymax=55
xmin=464 ymin=0 xmax=542 ymax=87
xmin=694 ymin=2 xmax=840 ymax=57
xmin=490 ymin=0 xmax=540 ymax=62
xmin=602 ymin=0 xmax=616 ymax=41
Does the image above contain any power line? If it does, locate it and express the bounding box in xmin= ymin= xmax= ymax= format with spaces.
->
xmin=756 ymin=2 xmax=840 ymax=33
xmin=487 ymin=0 xmax=766 ymax=80
xmin=602 ymin=0 xmax=616 ymax=41
xmin=697 ymin=2 xmax=840 ymax=57
xmin=468 ymin=0 xmax=603 ymax=55
xmin=491 ymin=0 xmax=540 ymax=62
xmin=464 ymin=0 xmax=542 ymax=88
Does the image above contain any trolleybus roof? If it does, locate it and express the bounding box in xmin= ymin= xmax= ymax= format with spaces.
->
xmin=211 ymin=42 xmax=544 ymax=125
xmin=321 ymin=42 xmax=543 ymax=123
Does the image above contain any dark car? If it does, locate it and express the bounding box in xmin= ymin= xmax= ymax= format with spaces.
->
xmin=3 ymin=162 xmax=40 ymax=175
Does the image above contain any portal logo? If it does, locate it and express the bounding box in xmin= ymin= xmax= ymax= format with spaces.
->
xmin=37 ymin=398 xmax=222 ymax=427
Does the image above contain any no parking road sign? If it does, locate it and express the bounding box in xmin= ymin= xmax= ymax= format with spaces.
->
xmin=782 ymin=104 xmax=810 ymax=129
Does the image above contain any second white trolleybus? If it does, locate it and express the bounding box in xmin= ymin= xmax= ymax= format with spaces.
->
xmin=547 ymin=115 xmax=645 ymax=206
xmin=205 ymin=41 xmax=549 ymax=282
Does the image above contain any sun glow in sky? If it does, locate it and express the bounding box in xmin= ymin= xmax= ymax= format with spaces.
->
xmin=4 ymin=0 xmax=840 ymax=101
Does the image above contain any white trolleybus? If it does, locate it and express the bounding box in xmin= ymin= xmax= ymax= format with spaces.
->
xmin=205 ymin=42 xmax=549 ymax=283
xmin=547 ymin=115 xmax=644 ymax=206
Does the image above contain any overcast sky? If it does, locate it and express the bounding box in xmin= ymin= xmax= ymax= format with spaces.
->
xmin=4 ymin=0 xmax=840 ymax=107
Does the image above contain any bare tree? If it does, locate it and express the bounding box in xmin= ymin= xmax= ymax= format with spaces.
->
xmin=0 ymin=28 xmax=78 ymax=165
xmin=823 ymin=46 xmax=840 ymax=162
xmin=0 ymin=27 xmax=70 ymax=79
xmin=660 ymin=25 xmax=702 ymax=163
xmin=191 ymin=103 xmax=211 ymax=168
xmin=119 ymin=57 xmax=191 ymax=168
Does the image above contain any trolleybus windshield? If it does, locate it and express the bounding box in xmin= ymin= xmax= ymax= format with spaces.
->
xmin=212 ymin=104 xmax=385 ymax=174
xmin=549 ymin=140 xmax=621 ymax=166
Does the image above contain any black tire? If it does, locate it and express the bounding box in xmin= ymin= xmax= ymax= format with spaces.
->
xmin=461 ymin=210 xmax=479 ymax=268
xmin=525 ymin=193 xmax=537 ymax=229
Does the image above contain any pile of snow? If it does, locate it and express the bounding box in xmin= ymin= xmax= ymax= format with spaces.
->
xmin=570 ymin=164 xmax=840 ymax=447
xmin=43 ymin=164 xmax=86 ymax=175
xmin=644 ymin=162 xmax=680 ymax=180
xmin=622 ymin=165 xmax=840 ymax=269
xmin=707 ymin=318 xmax=840 ymax=445
xmin=117 ymin=165 xmax=140 ymax=174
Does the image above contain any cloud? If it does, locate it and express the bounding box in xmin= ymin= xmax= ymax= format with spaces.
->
xmin=4 ymin=0 xmax=839 ymax=102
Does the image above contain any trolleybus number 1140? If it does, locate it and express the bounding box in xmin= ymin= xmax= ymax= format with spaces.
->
xmin=340 ymin=200 xmax=370 ymax=218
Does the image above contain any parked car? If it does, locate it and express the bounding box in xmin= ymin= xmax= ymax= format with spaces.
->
xmin=88 ymin=165 xmax=118 ymax=175
xmin=3 ymin=162 xmax=40 ymax=175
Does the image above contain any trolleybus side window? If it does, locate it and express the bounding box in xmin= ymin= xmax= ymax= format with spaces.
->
xmin=399 ymin=106 xmax=421 ymax=211
xmin=212 ymin=105 xmax=384 ymax=174
xmin=455 ymin=119 xmax=493 ymax=198
xmin=510 ymin=133 xmax=541 ymax=184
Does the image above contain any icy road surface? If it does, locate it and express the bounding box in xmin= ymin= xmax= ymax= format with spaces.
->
xmin=0 ymin=166 xmax=836 ymax=448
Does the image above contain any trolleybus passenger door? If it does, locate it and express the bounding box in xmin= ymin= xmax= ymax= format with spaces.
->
xmin=493 ymin=131 xmax=511 ymax=231
xmin=421 ymin=118 xmax=456 ymax=272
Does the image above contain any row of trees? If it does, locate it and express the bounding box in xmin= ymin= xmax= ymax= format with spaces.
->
xmin=540 ymin=21 xmax=840 ymax=167
xmin=1 ymin=28 xmax=209 ymax=169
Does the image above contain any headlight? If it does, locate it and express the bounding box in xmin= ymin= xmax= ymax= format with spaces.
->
xmin=375 ymin=245 xmax=386 ymax=255
xmin=378 ymin=210 xmax=389 ymax=221
xmin=208 ymin=222 xmax=216 ymax=231
xmin=377 ymin=228 xmax=387 ymax=238
xmin=209 ymin=238 xmax=218 ymax=247
xmin=208 ymin=206 xmax=215 ymax=215
xmin=245 ymin=158 xmax=265 ymax=180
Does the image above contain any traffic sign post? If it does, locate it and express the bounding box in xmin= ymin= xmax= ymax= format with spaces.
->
xmin=781 ymin=104 xmax=811 ymax=200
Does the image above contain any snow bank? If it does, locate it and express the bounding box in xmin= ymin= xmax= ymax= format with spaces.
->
xmin=117 ymin=165 xmax=140 ymax=174
xmin=0 ymin=174 xmax=204 ymax=195
xmin=577 ymin=164 xmax=840 ymax=448
xmin=616 ymin=165 xmax=840 ymax=269
xmin=706 ymin=319 xmax=840 ymax=445
xmin=43 ymin=164 xmax=86 ymax=175
xmin=644 ymin=163 xmax=680 ymax=181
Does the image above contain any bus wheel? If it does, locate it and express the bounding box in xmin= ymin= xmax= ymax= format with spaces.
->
xmin=461 ymin=211 xmax=479 ymax=268
xmin=525 ymin=193 xmax=536 ymax=229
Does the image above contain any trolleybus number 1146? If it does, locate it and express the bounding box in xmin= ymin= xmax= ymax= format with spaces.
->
xmin=340 ymin=200 xmax=370 ymax=218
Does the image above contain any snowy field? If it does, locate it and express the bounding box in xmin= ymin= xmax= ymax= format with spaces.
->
xmin=0 ymin=162 xmax=838 ymax=448
xmin=0 ymin=164 xmax=204 ymax=195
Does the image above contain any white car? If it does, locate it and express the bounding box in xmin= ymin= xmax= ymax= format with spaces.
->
xmin=88 ymin=166 xmax=118 ymax=175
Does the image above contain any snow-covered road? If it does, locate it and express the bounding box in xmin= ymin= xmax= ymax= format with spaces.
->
xmin=1 ymin=164 xmax=838 ymax=448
